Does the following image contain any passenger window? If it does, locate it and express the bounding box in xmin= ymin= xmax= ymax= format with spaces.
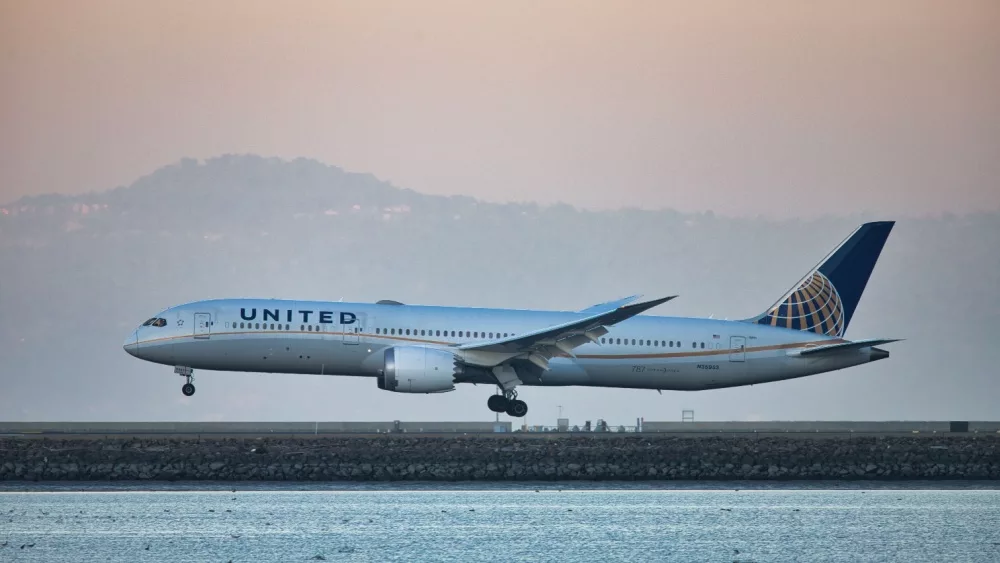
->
xmin=616 ymin=338 xmax=621 ymax=345
xmin=239 ymin=322 xmax=244 ymax=329
xmin=459 ymin=331 xmax=464 ymax=337
xmin=405 ymin=329 xmax=410 ymax=335
xmin=376 ymin=328 xmax=380 ymax=334
xmin=700 ymin=342 xmax=705 ymax=349
xmin=270 ymin=323 xmax=274 ymax=330
xmin=631 ymin=339 xmax=636 ymax=345
xmin=653 ymin=340 xmax=658 ymax=347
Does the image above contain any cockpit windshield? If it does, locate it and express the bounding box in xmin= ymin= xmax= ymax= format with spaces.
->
xmin=142 ymin=318 xmax=167 ymax=327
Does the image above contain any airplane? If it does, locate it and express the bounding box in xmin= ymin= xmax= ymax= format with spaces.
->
xmin=124 ymin=221 xmax=898 ymax=417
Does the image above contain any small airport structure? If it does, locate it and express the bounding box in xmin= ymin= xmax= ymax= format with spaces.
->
xmin=2 ymin=420 xmax=998 ymax=437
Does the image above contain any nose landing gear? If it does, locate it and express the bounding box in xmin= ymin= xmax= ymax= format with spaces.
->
xmin=175 ymin=366 xmax=195 ymax=397
xmin=487 ymin=390 xmax=528 ymax=418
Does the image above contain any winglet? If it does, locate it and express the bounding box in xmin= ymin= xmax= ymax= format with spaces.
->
xmin=578 ymin=295 xmax=643 ymax=314
xmin=593 ymin=295 xmax=676 ymax=327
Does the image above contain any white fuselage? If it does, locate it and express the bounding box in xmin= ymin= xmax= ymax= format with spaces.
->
xmin=124 ymin=299 xmax=883 ymax=391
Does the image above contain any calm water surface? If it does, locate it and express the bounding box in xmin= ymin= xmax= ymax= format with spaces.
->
xmin=1 ymin=482 xmax=999 ymax=562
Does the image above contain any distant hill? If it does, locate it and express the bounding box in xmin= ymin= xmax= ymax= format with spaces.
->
xmin=1 ymin=155 xmax=998 ymax=422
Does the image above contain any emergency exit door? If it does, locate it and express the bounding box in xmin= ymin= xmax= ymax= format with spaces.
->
xmin=729 ymin=336 xmax=746 ymax=362
xmin=194 ymin=313 xmax=211 ymax=339
xmin=342 ymin=313 xmax=366 ymax=345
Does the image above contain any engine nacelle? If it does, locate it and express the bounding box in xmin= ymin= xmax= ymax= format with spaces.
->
xmin=377 ymin=346 xmax=458 ymax=393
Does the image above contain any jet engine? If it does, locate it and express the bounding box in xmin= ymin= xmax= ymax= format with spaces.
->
xmin=377 ymin=346 xmax=459 ymax=393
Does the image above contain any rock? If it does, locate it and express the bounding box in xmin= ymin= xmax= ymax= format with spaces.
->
xmin=1 ymin=435 xmax=996 ymax=482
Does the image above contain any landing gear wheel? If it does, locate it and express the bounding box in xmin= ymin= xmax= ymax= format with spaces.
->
xmin=487 ymin=395 xmax=508 ymax=413
xmin=505 ymin=399 xmax=528 ymax=418
xmin=181 ymin=383 xmax=196 ymax=397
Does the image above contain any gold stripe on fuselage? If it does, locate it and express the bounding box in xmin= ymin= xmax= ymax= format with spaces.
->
xmin=134 ymin=331 xmax=845 ymax=361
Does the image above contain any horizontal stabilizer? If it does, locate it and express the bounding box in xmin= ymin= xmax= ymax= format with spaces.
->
xmin=790 ymin=338 xmax=901 ymax=357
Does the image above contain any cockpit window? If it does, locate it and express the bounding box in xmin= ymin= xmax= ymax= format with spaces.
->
xmin=143 ymin=318 xmax=167 ymax=327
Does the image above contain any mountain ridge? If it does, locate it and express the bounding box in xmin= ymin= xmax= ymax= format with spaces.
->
xmin=1 ymin=154 xmax=998 ymax=422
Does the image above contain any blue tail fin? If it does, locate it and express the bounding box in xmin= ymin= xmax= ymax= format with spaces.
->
xmin=749 ymin=221 xmax=894 ymax=337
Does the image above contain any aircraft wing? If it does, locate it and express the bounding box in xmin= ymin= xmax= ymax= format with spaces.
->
xmin=789 ymin=338 xmax=901 ymax=357
xmin=457 ymin=295 xmax=676 ymax=369
xmin=577 ymin=294 xmax=642 ymax=314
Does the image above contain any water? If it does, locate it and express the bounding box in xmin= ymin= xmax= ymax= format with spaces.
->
xmin=2 ymin=483 xmax=1000 ymax=562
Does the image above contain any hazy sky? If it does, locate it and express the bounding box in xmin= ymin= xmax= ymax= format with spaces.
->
xmin=2 ymin=0 xmax=998 ymax=217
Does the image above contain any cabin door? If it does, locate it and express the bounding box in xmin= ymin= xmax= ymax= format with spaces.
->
xmin=194 ymin=313 xmax=212 ymax=339
xmin=342 ymin=312 xmax=366 ymax=345
xmin=729 ymin=336 xmax=746 ymax=362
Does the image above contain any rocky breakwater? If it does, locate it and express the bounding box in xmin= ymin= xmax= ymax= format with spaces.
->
xmin=2 ymin=435 xmax=999 ymax=481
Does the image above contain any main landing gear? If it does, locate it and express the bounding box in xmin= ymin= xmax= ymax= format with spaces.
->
xmin=175 ymin=366 xmax=195 ymax=397
xmin=487 ymin=390 xmax=528 ymax=418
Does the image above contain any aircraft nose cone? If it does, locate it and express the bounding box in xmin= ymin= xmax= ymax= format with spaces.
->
xmin=123 ymin=331 xmax=139 ymax=357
